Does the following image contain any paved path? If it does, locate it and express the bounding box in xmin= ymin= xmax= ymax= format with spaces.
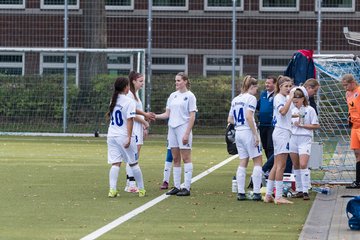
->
xmin=300 ymin=186 xmax=360 ymax=240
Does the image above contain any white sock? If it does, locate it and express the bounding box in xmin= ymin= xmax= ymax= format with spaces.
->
xmin=163 ymin=161 xmax=172 ymax=183
xmin=126 ymin=163 xmax=134 ymax=177
xmin=109 ymin=165 xmax=120 ymax=190
xmin=301 ymin=169 xmax=310 ymax=193
xmin=307 ymin=169 xmax=312 ymax=189
xmin=236 ymin=166 xmax=246 ymax=194
xmin=173 ymin=167 xmax=181 ymax=189
xmin=294 ymin=169 xmax=302 ymax=192
xmin=266 ymin=180 xmax=274 ymax=195
xmin=131 ymin=164 xmax=144 ymax=190
xmin=275 ymin=180 xmax=283 ymax=199
xmin=184 ymin=162 xmax=193 ymax=191
xmin=252 ymin=166 xmax=263 ymax=194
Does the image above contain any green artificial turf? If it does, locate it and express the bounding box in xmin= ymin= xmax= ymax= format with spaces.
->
xmin=0 ymin=135 xmax=313 ymax=240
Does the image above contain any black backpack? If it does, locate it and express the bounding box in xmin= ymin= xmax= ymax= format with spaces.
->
xmin=225 ymin=123 xmax=238 ymax=155
xmin=346 ymin=195 xmax=360 ymax=230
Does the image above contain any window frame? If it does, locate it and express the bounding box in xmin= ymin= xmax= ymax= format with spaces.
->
xmin=259 ymin=0 xmax=299 ymax=12
xmin=107 ymin=53 xmax=134 ymax=75
xmin=315 ymin=0 xmax=355 ymax=12
xmin=203 ymin=55 xmax=243 ymax=77
xmin=0 ymin=52 xmax=25 ymax=75
xmin=105 ymin=0 xmax=134 ymax=10
xmin=258 ymin=56 xmax=288 ymax=80
xmin=151 ymin=55 xmax=188 ymax=75
xmin=40 ymin=0 xmax=79 ymax=10
xmin=152 ymin=0 xmax=189 ymax=11
xmin=0 ymin=0 xmax=25 ymax=9
xmin=204 ymin=0 xmax=244 ymax=11
xmin=40 ymin=53 xmax=79 ymax=86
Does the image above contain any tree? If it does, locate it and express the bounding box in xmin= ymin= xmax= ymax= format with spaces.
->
xmin=79 ymin=1 xmax=108 ymax=90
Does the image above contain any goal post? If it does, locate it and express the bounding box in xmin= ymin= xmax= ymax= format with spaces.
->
xmin=0 ymin=47 xmax=146 ymax=135
xmin=311 ymin=54 xmax=360 ymax=184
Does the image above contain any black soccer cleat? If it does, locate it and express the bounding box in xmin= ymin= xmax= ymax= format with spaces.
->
xmin=346 ymin=181 xmax=360 ymax=189
xmin=166 ymin=187 xmax=180 ymax=195
xmin=176 ymin=188 xmax=190 ymax=197
xmin=237 ymin=193 xmax=246 ymax=201
xmin=252 ymin=193 xmax=262 ymax=201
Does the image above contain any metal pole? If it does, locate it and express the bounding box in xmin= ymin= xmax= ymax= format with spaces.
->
xmin=63 ymin=0 xmax=68 ymax=133
xmin=146 ymin=0 xmax=153 ymax=112
xmin=316 ymin=0 xmax=322 ymax=115
xmin=231 ymin=0 xmax=237 ymax=99
xmin=317 ymin=0 xmax=322 ymax=54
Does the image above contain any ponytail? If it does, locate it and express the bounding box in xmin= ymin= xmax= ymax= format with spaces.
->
xmin=106 ymin=77 xmax=129 ymax=122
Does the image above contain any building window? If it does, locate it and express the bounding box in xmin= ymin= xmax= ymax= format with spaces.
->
xmin=107 ymin=54 xmax=133 ymax=75
xmin=152 ymin=55 xmax=188 ymax=75
xmin=258 ymin=56 xmax=288 ymax=80
xmin=153 ymin=0 xmax=188 ymax=11
xmin=316 ymin=0 xmax=355 ymax=12
xmin=41 ymin=0 xmax=79 ymax=10
xmin=0 ymin=53 xmax=24 ymax=75
xmin=205 ymin=0 xmax=243 ymax=11
xmin=40 ymin=53 xmax=79 ymax=85
xmin=105 ymin=0 xmax=134 ymax=10
xmin=203 ymin=56 xmax=242 ymax=77
xmin=0 ymin=0 xmax=25 ymax=9
xmin=260 ymin=0 xmax=299 ymax=12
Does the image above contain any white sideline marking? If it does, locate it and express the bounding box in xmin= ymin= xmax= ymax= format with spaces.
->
xmin=80 ymin=154 xmax=238 ymax=240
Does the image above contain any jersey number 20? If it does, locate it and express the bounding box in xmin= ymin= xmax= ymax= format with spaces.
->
xmin=111 ymin=110 xmax=123 ymax=126
xmin=233 ymin=108 xmax=245 ymax=125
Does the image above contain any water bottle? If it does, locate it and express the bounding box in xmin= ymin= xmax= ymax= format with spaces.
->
xmin=232 ymin=176 xmax=237 ymax=193
xmin=299 ymin=106 xmax=305 ymax=126
xmin=312 ymin=186 xmax=330 ymax=195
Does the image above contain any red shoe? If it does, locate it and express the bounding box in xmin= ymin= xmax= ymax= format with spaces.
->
xmin=160 ymin=181 xmax=169 ymax=190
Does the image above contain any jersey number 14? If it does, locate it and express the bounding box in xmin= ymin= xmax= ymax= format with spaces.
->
xmin=233 ymin=108 xmax=245 ymax=125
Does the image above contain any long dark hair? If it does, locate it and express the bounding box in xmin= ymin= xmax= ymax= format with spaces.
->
xmin=128 ymin=71 xmax=142 ymax=102
xmin=106 ymin=77 xmax=129 ymax=121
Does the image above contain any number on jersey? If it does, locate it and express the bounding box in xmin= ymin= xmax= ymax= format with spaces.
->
xmin=233 ymin=108 xmax=245 ymax=125
xmin=111 ymin=110 xmax=123 ymax=126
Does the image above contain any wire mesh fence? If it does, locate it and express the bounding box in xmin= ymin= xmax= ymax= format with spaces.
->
xmin=1 ymin=1 xmax=359 ymax=135
xmin=1 ymin=1 xmax=360 ymax=184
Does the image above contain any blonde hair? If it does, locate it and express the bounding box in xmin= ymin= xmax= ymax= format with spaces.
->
xmin=176 ymin=72 xmax=190 ymax=89
xmin=275 ymin=75 xmax=292 ymax=94
xmin=342 ymin=74 xmax=357 ymax=84
xmin=303 ymin=78 xmax=320 ymax=89
xmin=241 ymin=75 xmax=258 ymax=93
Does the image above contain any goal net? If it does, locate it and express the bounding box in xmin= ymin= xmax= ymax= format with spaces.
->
xmin=312 ymin=54 xmax=360 ymax=184
xmin=0 ymin=47 xmax=145 ymax=136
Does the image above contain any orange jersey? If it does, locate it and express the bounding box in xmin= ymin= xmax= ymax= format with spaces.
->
xmin=346 ymin=86 xmax=360 ymax=129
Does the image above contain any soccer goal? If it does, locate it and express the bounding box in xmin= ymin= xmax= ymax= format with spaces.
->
xmin=311 ymin=54 xmax=360 ymax=184
xmin=0 ymin=47 xmax=145 ymax=136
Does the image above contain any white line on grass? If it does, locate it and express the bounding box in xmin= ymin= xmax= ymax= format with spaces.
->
xmin=80 ymin=154 xmax=238 ymax=240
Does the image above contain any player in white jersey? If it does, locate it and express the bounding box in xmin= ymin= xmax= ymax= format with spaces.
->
xmin=124 ymin=71 xmax=153 ymax=193
xmin=289 ymin=88 xmax=319 ymax=200
xmin=155 ymin=72 xmax=197 ymax=197
xmin=106 ymin=77 xmax=147 ymax=198
xmin=227 ymin=75 xmax=263 ymax=201
xmin=264 ymin=75 xmax=294 ymax=204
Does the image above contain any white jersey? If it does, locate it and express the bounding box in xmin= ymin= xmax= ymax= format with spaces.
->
xmin=126 ymin=91 xmax=145 ymax=139
xmin=228 ymin=93 xmax=257 ymax=131
xmin=107 ymin=94 xmax=136 ymax=137
xmin=273 ymin=94 xmax=293 ymax=131
xmin=291 ymin=105 xmax=319 ymax=137
xmin=167 ymin=90 xmax=197 ymax=128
